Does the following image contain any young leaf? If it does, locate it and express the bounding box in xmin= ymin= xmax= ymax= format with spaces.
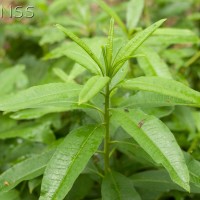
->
xmin=106 ymin=18 xmax=114 ymax=69
xmin=0 ymin=149 xmax=55 ymax=193
xmin=97 ymin=0 xmax=127 ymax=35
xmin=112 ymin=19 xmax=166 ymax=75
xmin=102 ymin=171 xmax=141 ymax=200
xmin=110 ymin=62 xmax=129 ymax=90
xmin=111 ymin=109 xmax=190 ymax=191
xmin=121 ymin=76 xmax=200 ymax=106
xmin=56 ymin=24 xmax=104 ymax=75
xmin=79 ymin=75 xmax=110 ymax=104
xmin=39 ymin=125 xmax=104 ymax=200
xmin=0 ymin=83 xmax=82 ymax=112
xmin=126 ymin=0 xmax=144 ymax=30
xmin=62 ymin=43 xmax=101 ymax=75
xmin=44 ymin=38 xmax=106 ymax=75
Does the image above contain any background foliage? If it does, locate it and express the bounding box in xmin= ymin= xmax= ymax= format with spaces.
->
xmin=0 ymin=0 xmax=200 ymax=199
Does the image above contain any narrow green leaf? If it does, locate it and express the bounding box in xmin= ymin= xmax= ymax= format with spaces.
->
xmin=110 ymin=62 xmax=129 ymax=90
xmin=137 ymin=47 xmax=172 ymax=78
xmin=112 ymin=19 xmax=166 ymax=75
xmin=97 ymin=0 xmax=127 ymax=35
xmin=56 ymin=24 xmax=104 ymax=75
xmin=39 ymin=125 xmax=104 ymax=200
xmin=44 ymin=37 xmax=106 ymax=75
xmin=121 ymin=76 xmax=200 ymax=106
xmin=102 ymin=171 xmax=141 ymax=200
xmin=126 ymin=0 xmax=144 ymax=30
xmin=0 ymin=83 xmax=82 ymax=112
xmin=62 ymin=43 xmax=101 ymax=74
xmin=111 ymin=109 xmax=190 ymax=191
xmin=79 ymin=75 xmax=110 ymax=104
xmin=10 ymin=106 xmax=78 ymax=120
xmin=121 ymin=91 xmax=198 ymax=108
xmin=106 ymin=18 xmax=114 ymax=68
xmin=0 ymin=149 xmax=55 ymax=193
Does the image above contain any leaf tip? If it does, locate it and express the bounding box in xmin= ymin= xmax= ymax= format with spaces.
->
xmin=183 ymin=182 xmax=190 ymax=193
xmin=159 ymin=18 xmax=167 ymax=24
xmin=55 ymin=24 xmax=62 ymax=31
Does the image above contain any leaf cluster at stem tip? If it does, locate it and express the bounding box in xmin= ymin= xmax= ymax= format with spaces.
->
xmin=56 ymin=18 xmax=166 ymax=79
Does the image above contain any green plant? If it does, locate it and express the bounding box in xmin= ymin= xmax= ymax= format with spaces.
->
xmin=0 ymin=0 xmax=200 ymax=200
xmin=0 ymin=15 xmax=200 ymax=199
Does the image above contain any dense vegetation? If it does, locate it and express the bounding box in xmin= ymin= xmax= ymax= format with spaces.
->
xmin=0 ymin=0 xmax=200 ymax=199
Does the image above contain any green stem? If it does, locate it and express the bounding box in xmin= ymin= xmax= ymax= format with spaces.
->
xmin=185 ymin=51 xmax=200 ymax=68
xmin=104 ymin=84 xmax=110 ymax=174
xmin=187 ymin=133 xmax=200 ymax=153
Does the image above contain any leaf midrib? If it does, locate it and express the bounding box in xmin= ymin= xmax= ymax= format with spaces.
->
xmin=51 ymin=126 xmax=100 ymax=199
xmin=110 ymin=172 xmax=122 ymax=200
xmin=0 ymin=88 xmax=80 ymax=109
xmin=121 ymin=111 xmax=187 ymax=187
xmin=124 ymin=80 xmax=200 ymax=103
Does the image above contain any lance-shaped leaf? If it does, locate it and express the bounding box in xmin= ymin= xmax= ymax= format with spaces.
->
xmin=56 ymin=24 xmax=104 ymax=75
xmin=102 ymin=171 xmax=141 ymax=200
xmin=62 ymin=42 xmax=101 ymax=75
xmin=126 ymin=0 xmax=144 ymax=30
xmin=111 ymin=109 xmax=190 ymax=191
xmin=39 ymin=125 xmax=104 ymax=200
xmin=112 ymin=19 xmax=166 ymax=75
xmin=0 ymin=83 xmax=82 ymax=112
xmin=9 ymin=102 xmax=94 ymax=120
xmin=106 ymin=18 xmax=114 ymax=68
xmin=121 ymin=76 xmax=200 ymax=106
xmin=0 ymin=149 xmax=55 ymax=193
xmin=121 ymin=91 xmax=197 ymax=108
xmin=79 ymin=75 xmax=110 ymax=104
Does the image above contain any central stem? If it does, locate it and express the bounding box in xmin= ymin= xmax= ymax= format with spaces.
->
xmin=104 ymin=84 xmax=110 ymax=174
